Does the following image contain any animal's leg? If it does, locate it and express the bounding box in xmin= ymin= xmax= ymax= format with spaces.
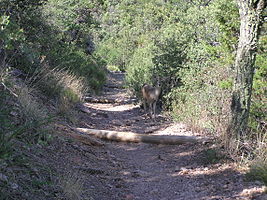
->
xmin=152 ymin=101 xmax=157 ymax=118
xmin=149 ymin=102 xmax=153 ymax=118
xmin=143 ymin=100 xmax=147 ymax=113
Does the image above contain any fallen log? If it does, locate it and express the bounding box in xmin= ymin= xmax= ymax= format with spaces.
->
xmin=67 ymin=129 xmax=104 ymax=146
xmin=75 ymin=128 xmax=207 ymax=145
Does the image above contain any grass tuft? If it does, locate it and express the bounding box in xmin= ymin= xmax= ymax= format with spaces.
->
xmin=31 ymin=66 xmax=86 ymax=101
xmin=28 ymin=66 xmax=87 ymax=114
xmin=59 ymin=171 xmax=84 ymax=200
xmin=17 ymin=86 xmax=48 ymax=122
xmin=247 ymin=161 xmax=267 ymax=185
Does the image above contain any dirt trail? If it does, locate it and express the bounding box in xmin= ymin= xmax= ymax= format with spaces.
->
xmin=74 ymin=71 xmax=265 ymax=200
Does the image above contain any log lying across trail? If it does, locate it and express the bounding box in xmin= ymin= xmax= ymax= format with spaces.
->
xmin=67 ymin=130 xmax=104 ymax=146
xmin=74 ymin=128 xmax=208 ymax=145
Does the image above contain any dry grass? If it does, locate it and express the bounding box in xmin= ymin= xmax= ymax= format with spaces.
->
xmin=225 ymin=126 xmax=267 ymax=185
xmin=1 ymin=67 xmax=48 ymax=124
xmin=59 ymin=171 xmax=85 ymax=200
xmin=30 ymin=65 xmax=86 ymax=98
xmin=28 ymin=65 xmax=87 ymax=113
xmin=14 ymin=83 xmax=54 ymax=143
xmin=17 ymin=86 xmax=48 ymax=122
xmin=247 ymin=143 xmax=267 ymax=185
xmin=0 ymin=66 xmax=7 ymax=82
xmin=247 ymin=130 xmax=267 ymax=185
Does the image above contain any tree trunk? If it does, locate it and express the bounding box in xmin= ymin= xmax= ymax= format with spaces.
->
xmin=229 ymin=0 xmax=266 ymax=137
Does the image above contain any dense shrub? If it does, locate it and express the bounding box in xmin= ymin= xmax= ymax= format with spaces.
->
xmin=0 ymin=0 xmax=108 ymax=153
xmin=1 ymin=0 xmax=107 ymax=94
xmin=125 ymin=40 xmax=155 ymax=97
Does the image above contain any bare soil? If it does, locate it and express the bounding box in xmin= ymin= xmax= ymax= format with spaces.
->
xmin=1 ymin=71 xmax=266 ymax=200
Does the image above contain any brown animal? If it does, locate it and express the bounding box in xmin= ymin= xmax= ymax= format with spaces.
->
xmin=141 ymin=84 xmax=161 ymax=118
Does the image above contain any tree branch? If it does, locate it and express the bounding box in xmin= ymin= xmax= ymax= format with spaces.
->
xmin=0 ymin=82 xmax=18 ymax=97
xmin=255 ymin=0 xmax=266 ymax=11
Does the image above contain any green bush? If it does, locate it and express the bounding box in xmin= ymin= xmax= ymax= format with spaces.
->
xmin=124 ymin=21 xmax=190 ymax=101
xmin=169 ymin=51 xmax=233 ymax=133
xmin=218 ymin=79 xmax=233 ymax=90
xmin=107 ymin=65 xmax=122 ymax=72
xmin=1 ymin=0 xmax=107 ymax=94
xmin=249 ymin=35 xmax=267 ymax=132
xmin=125 ymin=41 xmax=154 ymax=97
xmin=46 ymin=44 xmax=106 ymax=92
xmin=166 ymin=0 xmax=236 ymax=135
xmin=96 ymin=38 xmax=133 ymax=71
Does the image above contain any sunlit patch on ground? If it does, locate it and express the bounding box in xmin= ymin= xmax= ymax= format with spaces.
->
xmin=154 ymin=123 xmax=200 ymax=136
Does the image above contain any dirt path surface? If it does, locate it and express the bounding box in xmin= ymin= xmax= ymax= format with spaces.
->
xmin=62 ymin=71 xmax=266 ymax=200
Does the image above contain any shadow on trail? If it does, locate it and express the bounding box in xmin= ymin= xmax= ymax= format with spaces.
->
xmin=78 ymin=102 xmax=171 ymax=134
xmin=106 ymin=142 xmax=264 ymax=200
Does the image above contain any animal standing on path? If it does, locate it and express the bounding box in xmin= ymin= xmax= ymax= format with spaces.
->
xmin=141 ymin=84 xmax=161 ymax=118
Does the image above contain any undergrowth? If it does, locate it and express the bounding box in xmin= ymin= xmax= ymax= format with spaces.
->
xmin=59 ymin=171 xmax=85 ymax=200
xmin=28 ymin=65 xmax=86 ymax=116
xmin=169 ymin=64 xmax=232 ymax=137
xmin=0 ymin=67 xmax=87 ymax=199
xmin=247 ymin=161 xmax=267 ymax=186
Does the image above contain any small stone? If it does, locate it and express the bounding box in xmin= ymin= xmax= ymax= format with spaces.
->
xmin=195 ymin=187 xmax=202 ymax=192
xmin=158 ymin=154 xmax=163 ymax=160
xmin=131 ymin=171 xmax=140 ymax=178
xmin=32 ymin=168 xmax=38 ymax=173
xmin=10 ymin=183 xmax=19 ymax=190
xmin=115 ymin=184 xmax=123 ymax=188
xmin=10 ymin=111 xmax=18 ymax=116
xmin=254 ymin=181 xmax=262 ymax=185
xmin=0 ymin=173 xmax=8 ymax=182
xmin=174 ymin=166 xmax=181 ymax=172
xmin=180 ymin=167 xmax=187 ymax=171
xmin=125 ymin=194 xmax=134 ymax=200
xmin=179 ymin=167 xmax=189 ymax=174
xmin=150 ymin=189 xmax=159 ymax=194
